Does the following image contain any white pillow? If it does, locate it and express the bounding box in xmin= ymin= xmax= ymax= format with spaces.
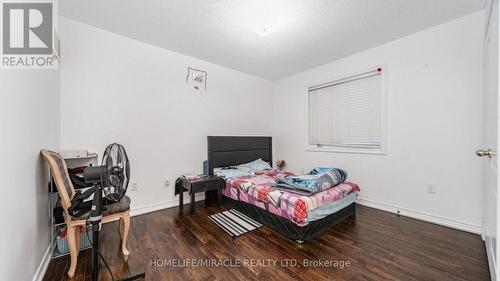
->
xmin=238 ymin=158 xmax=272 ymax=172
xmin=214 ymin=167 xmax=251 ymax=179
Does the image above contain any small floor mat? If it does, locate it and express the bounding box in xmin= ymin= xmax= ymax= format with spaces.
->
xmin=208 ymin=209 xmax=262 ymax=237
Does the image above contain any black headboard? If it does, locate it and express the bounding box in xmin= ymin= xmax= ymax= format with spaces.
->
xmin=207 ymin=136 xmax=272 ymax=175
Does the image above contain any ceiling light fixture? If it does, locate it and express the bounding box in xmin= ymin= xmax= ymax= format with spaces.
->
xmin=230 ymin=0 xmax=296 ymax=37
xmin=255 ymin=25 xmax=281 ymax=37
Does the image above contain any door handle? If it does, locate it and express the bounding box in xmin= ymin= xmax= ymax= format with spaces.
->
xmin=476 ymin=149 xmax=495 ymax=158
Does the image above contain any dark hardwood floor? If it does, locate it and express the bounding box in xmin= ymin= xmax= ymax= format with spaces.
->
xmin=43 ymin=202 xmax=490 ymax=281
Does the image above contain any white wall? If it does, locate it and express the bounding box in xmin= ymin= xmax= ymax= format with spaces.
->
xmin=59 ymin=17 xmax=273 ymax=211
xmin=0 ymin=69 xmax=59 ymax=280
xmin=272 ymin=11 xmax=484 ymax=232
xmin=60 ymin=11 xmax=485 ymax=233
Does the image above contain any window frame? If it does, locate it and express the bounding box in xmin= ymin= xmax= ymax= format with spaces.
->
xmin=305 ymin=65 xmax=388 ymax=155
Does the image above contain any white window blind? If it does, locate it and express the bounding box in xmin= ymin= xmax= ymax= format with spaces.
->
xmin=309 ymin=69 xmax=383 ymax=150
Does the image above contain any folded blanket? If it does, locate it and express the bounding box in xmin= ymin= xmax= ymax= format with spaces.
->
xmin=273 ymin=167 xmax=347 ymax=195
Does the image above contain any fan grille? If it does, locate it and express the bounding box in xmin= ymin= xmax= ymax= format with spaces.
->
xmin=101 ymin=143 xmax=130 ymax=202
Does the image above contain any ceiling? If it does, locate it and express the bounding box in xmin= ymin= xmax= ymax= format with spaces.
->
xmin=60 ymin=0 xmax=484 ymax=81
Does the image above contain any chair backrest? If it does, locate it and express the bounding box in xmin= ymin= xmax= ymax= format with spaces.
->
xmin=41 ymin=149 xmax=76 ymax=212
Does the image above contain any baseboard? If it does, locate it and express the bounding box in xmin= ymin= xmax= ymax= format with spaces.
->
xmin=356 ymin=198 xmax=482 ymax=234
xmin=131 ymin=193 xmax=205 ymax=217
xmin=32 ymin=244 xmax=52 ymax=281
xmin=134 ymin=195 xmax=482 ymax=234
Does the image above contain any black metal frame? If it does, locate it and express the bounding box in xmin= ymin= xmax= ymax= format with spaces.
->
xmin=72 ymin=184 xmax=145 ymax=281
xmin=206 ymin=136 xmax=356 ymax=242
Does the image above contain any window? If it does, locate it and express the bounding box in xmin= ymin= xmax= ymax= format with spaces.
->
xmin=308 ymin=67 xmax=386 ymax=154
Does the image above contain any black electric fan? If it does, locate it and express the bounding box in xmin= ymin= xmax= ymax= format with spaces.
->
xmin=84 ymin=143 xmax=130 ymax=203
xmin=69 ymin=143 xmax=144 ymax=281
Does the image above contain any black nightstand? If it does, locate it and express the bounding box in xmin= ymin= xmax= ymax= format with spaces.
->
xmin=175 ymin=175 xmax=224 ymax=215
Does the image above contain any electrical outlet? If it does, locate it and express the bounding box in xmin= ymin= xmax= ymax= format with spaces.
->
xmin=131 ymin=182 xmax=138 ymax=191
xmin=426 ymin=184 xmax=436 ymax=194
xmin=164 ymin=178 xmax=171 ymax=188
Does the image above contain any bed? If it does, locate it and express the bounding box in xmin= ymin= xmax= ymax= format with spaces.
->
xmin=207 ymin=136 xmax=357 ymax=243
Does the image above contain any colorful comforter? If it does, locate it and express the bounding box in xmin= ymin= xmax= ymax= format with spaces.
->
xmin=223 ymin=170 xmax=360 ymax=226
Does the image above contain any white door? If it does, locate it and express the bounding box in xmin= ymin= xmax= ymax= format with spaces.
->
xmin=482 ymin=1 xmax=499 ymax=280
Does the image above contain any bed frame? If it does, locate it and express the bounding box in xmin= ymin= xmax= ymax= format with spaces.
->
xmin=207 ymin=136 xmax=356 ymax=243
xmin=207 ymin=136 xmax=273 ymax=175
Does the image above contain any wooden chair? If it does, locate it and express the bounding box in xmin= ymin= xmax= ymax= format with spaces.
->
xmin=41 ymin=149 xmax=132 ymax=278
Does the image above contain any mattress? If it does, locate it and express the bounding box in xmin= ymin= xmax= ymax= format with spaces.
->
xmin=308 ymin=191 xmax=356 ymax=222
xmin=222 ymin=169 xmax=359 ymax=226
